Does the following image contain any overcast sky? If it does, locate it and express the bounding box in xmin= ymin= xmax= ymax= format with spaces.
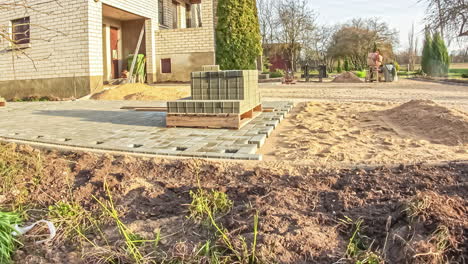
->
xmin=311 ymin=0 xmax=427 ymax=51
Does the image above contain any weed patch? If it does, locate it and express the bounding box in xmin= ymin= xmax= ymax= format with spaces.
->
xmin=0 ymin=144 xmax=43 ymax=209
xmin=0 ymin=211 xmax=22 ymax=263
xmin=48 ymin=201 xmax=103 ymax=245
xmin=339 ymin=216 xmax=383 ymax=264
xmin=93 ymin=181 xmax=160 ymax=264
xmin=188 ymin=189 xmax=233 ymax=224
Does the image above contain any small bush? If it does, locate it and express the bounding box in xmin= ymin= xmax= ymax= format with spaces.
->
xmin=269 ymin=70 xmax=285 ymax=78
xmin=354 ymin=71 xmax=367 ymax=78
xmin=461 ymin=73 xmax=468 ymax=78
xmin=189 ymin=189 xmax=233 ymax=223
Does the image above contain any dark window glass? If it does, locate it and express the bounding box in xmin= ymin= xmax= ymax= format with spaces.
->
xmin=172 ymin=1 xmax=178 ymax=29
xmin=186 ymin=4 xmax=191 ymax=28
xmin=12 ymin=17 xmax=30 ymax=44
xmin=161 ymin=58 xmax=171 ymax=73
xmin=158 ymin=0 xmax=164 ymax=25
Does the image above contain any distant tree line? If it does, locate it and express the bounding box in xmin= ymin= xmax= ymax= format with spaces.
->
xmin=256 ymin=0 xmax=399 ymax=73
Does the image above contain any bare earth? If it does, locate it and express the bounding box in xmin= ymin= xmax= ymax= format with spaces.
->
xmin=260 ymin=100 xmax=468 ymax=167
xmin=91 ymin=83 xmax=190 ymax=101
xmin=259 ymin=79 xmax=468 ymax=112
xmin=259 ymin=79 xmax=468 ymax=166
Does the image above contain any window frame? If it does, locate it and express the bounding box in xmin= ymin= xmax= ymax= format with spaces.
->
xmin=185 ymin=4 xmax=191 ymax=28
xmin=171 ymin=1 xmax=179 ymax=29
xmin=10 ymin=16 xmax=31 ymax=48
xmin=158 ymin=0 xmax=165 ymax=26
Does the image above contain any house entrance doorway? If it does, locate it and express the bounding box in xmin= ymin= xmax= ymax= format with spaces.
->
xmin=110 ymin=27 xmax=119 ymax=79
xmin=102 ymin=4 xmax=147 ymax=82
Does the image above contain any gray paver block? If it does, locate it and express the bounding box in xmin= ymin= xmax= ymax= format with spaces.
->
xmin=265 ymin=120 xmax=279 ymax=128
xmin=248 ymin=134 xmax=267 ymax=147
xmin=230 ymin=154 xmax=262 ymax=160
xmin=258 ymin=126 xmax=274 ymax=137
xmin=237 ymin=144 xmax=257 ymax=154
xmin=234 ymin=139 xmax=250 ymax=144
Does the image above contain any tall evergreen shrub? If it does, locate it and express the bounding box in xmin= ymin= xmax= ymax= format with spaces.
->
xmin=431 ymin=32 xmax=450 ymax=76
xmin=421 ymin=32 xmax=433 ymax=75
xmin=216 ymin=0 xmax=263 ymax=70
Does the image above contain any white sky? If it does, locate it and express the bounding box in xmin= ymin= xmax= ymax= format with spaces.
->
xmin=310 ymin=0 xmax=427 ymax=51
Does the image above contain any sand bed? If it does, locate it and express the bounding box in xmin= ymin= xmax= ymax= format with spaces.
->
xmin=91 ymin=83 xmax=190 ymax=101
xmin=261 ymin=100 xmax=468 ymax=166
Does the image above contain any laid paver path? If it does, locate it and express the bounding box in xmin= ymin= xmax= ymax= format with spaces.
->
xmin=0 ymin=100 xmax=292 ymax=160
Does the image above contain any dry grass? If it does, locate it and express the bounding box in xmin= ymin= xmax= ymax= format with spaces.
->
xmin=91 ymin=83 xmax=190 ymax=101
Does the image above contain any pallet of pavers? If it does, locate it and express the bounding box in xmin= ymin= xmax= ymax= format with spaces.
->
xmin=166 ymin=69 xmax=262 ymax=129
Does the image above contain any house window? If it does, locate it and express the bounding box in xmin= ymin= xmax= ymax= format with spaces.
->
xmin=11 ymin=17 xmax=30 ymax=45
xmin=191 ymin=4 xmax=202 ymax=28
xmin=172 ymin=1 xmax=179 ymax=29
xmin=161 ymin=58 xmax=171 ymax=73
xmin=186 ymin=4 xmax=191 ymax=28
xmin=158 ymin=0 xmax=164 ymax=25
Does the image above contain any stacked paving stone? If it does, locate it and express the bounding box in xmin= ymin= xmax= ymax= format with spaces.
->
xmin=167 ymin=70 xmax=261 ymax=114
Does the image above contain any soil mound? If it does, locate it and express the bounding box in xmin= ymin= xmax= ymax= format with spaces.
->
xmin=380 ymin=100 xmax=468 ymax=146
xmin=332 ymin=72 xmax=363 ymax=83
xmin=91 ymin=83 xmax=190 ymax=101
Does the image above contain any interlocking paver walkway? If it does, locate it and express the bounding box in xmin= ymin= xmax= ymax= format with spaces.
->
xmin=0 ymin=100 xmax=293 ymax=160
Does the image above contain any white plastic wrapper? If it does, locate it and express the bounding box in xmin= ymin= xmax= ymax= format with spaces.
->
xmin=12 ymin=220 xmax=57 ymax=244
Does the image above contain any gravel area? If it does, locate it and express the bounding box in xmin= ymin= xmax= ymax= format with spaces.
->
xmin=259 ymin=79 xmax=468 ymax=111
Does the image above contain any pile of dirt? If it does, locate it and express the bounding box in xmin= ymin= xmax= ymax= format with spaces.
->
xmin=379 ymin=100 xmax=468 ymax=146
xmin=260 ymin=102 xmax=468 ymax=165
xmin=332 ymin=72 xmax=363 ymax=83
xmin=91 ymin=83 xmax=190 ymax=101
xmin=1 ymin=143 xmax=466 ymax=263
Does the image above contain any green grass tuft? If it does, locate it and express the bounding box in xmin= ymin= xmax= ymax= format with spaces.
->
xmin=340 ymin=216 xmax=383 ymax=264
xmin=0 ymin=211 xmax=22 ymax=263
xmin=189 ymin=189 xmax=233 ymax=224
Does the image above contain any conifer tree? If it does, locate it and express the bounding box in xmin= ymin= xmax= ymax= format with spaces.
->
xmin=431 ymin=32 xmax=450 ymax=76
xmin=216 ymin=0 xmax=263 ymax=70
xmin=337 ymin=60 xmax=342 ymax=73
xmin=344 ymin=58 xmax=350 ymax=72
xmin=421 ymin=32 xmax=433 ymax=75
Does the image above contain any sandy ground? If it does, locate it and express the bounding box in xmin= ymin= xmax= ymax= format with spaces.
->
xmin=91 ymin=83 xmax=190 ymax=101
xmin=259 ymin=79 xmax=468 ymax=112
xmin=260 ymin=100 xmax=468 ymax=167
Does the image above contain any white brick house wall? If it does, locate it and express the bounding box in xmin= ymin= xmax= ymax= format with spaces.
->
xmin=0 ymin=0 xmax=158 ymax=82
xmin=0 ymin=0 xmax=90 ymax=81
xmin=155 ymin=0 xmax=216 ymax=81
xmin=0 ymin=0 xmax=216 ymax=97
